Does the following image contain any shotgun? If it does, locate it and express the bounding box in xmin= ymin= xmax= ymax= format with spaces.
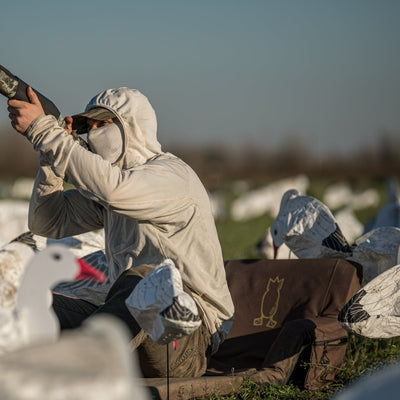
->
xmin=0 ymin=64 xmax=90 ymax=150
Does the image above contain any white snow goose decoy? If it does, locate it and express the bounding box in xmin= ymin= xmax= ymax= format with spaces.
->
xmin=0 ymin=314 xmax=151 ymax=400
xmin=126 ymin=258 xmax=202 ymax=345
xmin=338 ymin=262 xmax=400 ymax=339
xmin=270 ymin=189 xmax=352 ymax=259
xmin=0 ymin=244 xmax=106 ymax=355
xmin=348 ymin=226 xmax=400 ymax=284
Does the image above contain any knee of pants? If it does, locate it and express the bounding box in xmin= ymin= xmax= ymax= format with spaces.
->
xmin=137 ymin=324 xmax=211 ymax=378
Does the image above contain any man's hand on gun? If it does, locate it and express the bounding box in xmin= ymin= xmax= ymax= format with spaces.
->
xmin=8 ymin=86 xmax=44 ymax=134
xmin=8 ymin=86 xmax=73 ymax=135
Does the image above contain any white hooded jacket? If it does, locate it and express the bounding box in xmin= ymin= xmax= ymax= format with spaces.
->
xmin=25 ymin=87 xmax=234 ymax=352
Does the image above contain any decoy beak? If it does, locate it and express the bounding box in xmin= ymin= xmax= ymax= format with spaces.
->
xmin=273 ymin=242 xmax=279 ymax=259
xmin=75 ymin=258 xmax=107 ymax=283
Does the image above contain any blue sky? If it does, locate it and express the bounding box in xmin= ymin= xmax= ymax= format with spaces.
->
xmin=0 ymin=0 xmax=399 ymax=155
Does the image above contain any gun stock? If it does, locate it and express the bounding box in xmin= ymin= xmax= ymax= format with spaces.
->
xmin=0 ymin=64 xmax=89 ymax=150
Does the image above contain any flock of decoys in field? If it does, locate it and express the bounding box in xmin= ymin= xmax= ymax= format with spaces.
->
xmin=1 ymin=175 xmax=400 ymax=398
xmin=267 ymin=186 xmax=400 ymax=339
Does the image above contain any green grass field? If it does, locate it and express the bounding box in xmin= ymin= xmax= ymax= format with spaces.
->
xmin=209 ymin=179 xmax=400 ymax=399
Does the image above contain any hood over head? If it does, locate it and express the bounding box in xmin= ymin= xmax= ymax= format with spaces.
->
xmin=73 ymin=87 xmax=163 ymax=169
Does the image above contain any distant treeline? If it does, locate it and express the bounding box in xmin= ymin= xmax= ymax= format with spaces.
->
xmin=1 ymin=125 xmax=400 ymax=189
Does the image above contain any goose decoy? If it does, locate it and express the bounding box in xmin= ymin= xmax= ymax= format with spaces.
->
xmin=338 ymin=262 xmax=400 ymax=338
xmin=126 ymin=258 xmax=202 ymax=344
xmin=348 ymin=226 xmax=400 ymax=284
xmin=0 ymin=314 xmax=151 ymax=400
xmin=270 ymin=189 xmax=352 ymax=259
xmin=0 ymin=245 xmax=105 ymax=355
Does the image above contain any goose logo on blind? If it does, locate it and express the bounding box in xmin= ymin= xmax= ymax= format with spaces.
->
xmin=253 ymin=277 xmax=284 ymax=328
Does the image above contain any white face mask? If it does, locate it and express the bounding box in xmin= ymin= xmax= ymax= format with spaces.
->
xmin=87 ymin=123 xmax=124 ymax=163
